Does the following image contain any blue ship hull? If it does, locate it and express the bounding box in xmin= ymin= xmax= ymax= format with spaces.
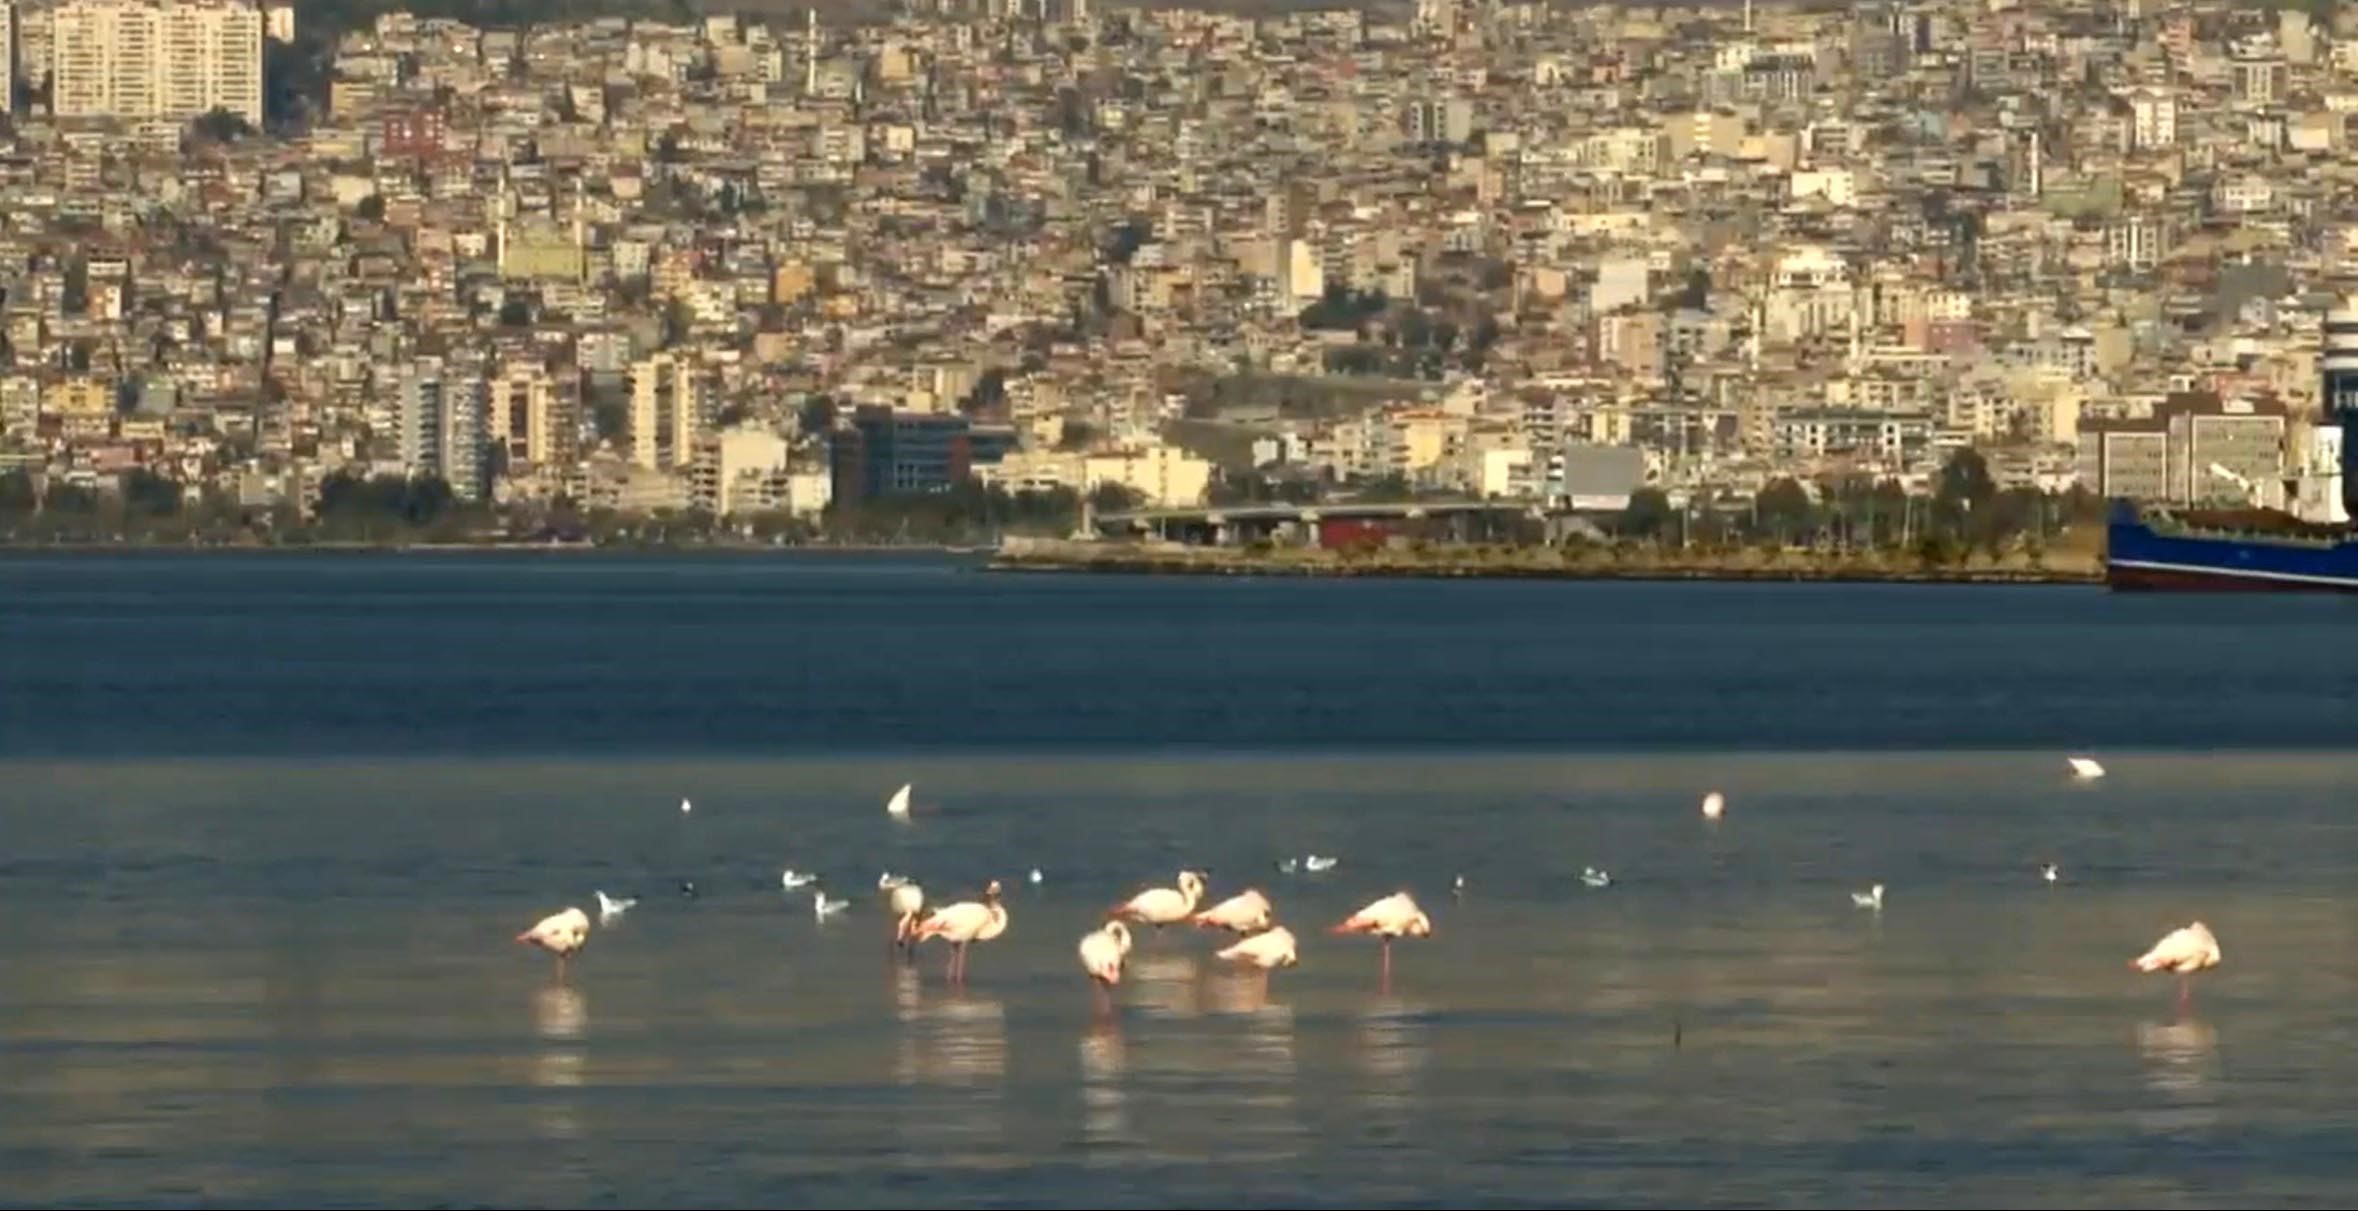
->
xmin=2106 ymin=503 xmax=2358 ymax=592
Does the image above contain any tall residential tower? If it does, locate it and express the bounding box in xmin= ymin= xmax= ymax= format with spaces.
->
xmin=51 ymin=0 xmax=262 ymax=127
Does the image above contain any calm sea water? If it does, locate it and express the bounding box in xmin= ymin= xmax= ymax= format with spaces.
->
xmin=5 ymin=554 xmax=2358 ymax=1208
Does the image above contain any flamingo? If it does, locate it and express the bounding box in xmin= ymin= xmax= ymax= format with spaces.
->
xmin=2133 ymin=921 xmax=2222 ymax=1010
xmin=1111 ymin=870 xmax=1206 ymax=932
xmin=1702 ymin=791 xmax=1726 ymax=820
xmin=887 ymin=881 xmax=927 ymax=957
xmin=912 ymin=879 xmax=1008 ymax=983
xmin=1331 ymin=891 xmax=1431 ymax=984
xmin=1192 ymin=888 xmax=1274 ymax=934
xmin=1216 ymin=925 xmax=1298 ymax=971
xmin=1078 ymin=920 xmax=1133 ymax=1014
xmin=515 ymin=907 xmax=591 ymax=980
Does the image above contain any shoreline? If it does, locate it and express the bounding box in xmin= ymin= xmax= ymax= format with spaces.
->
xmin=986 ymin=541 xmax=2105 ymax=587
xmin=0 ymin=541 xmax=996 ymax=557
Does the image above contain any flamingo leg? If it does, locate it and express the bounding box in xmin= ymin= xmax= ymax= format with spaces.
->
xmin=1381 ymin=937 xmax=1393 ymax=984
xmin=2178 ymin=974 xmax=2192 ymax=1012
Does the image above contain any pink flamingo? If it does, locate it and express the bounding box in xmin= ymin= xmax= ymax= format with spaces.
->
xmin=1216 ymin=925 xmax=1299 ymax=971
xmin=911 ymin=879 xmax=1008 ymax=983
xmin=1331 ymin=891 xmax=1431 ymax=987
xmin=1111 ymin=870 xmax=1206 ymax=934
xmin=2133 ymin=921 xmax=2222 ymax=1010
xmin=515 ymin=907 xmax=591 ymax=981
xmin=1191 ymin=888 xmax=1274 ymax=934
xmin=1077 ymin=920 xmax=1133 ymax=1016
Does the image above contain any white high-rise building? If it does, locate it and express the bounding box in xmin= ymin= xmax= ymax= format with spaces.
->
xmin=0 ymin=4 xmax=15 ymax=117
xmin=398 ymin=361 xmax=489 ymax=501
xmin=52 ymin=0 xmax=262 ymax=127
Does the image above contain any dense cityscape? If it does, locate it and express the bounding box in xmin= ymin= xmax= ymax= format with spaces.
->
xmin=0 ymin=0 xmax=2349 ymax=549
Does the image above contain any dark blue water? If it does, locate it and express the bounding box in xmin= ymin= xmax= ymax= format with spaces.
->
xmin=5 ymin=555 xmax=2358 ymax=1209
xmin=4 ymin=552 xmax=2358 ymax=757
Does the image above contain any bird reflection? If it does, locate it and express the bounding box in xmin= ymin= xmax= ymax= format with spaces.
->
xmin=1204 ymin=968 xmax=1273 ymax=1017
xmin=2136 ymin=1018 xmax=2220 ymax=1090
xmin=891 ymin=971 xmax=1008 ymax=1088
xmin=528 ymin=987 xmax=587 ymax=1144
xmin=1355 ymin=996 xmax=1430 ymax=1138
xmin=533 ymin=987 xmax=587 ymax=1041
xmin=1079 ymin=1018 xmax=1131 ymax=1154
xmin=1128 ymin=954 xmax=1201 ymax=1020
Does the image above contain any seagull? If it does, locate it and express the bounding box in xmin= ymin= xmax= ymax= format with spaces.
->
xmin=1702 ymin=791 xmax=1726 ymax=821
xmin=1452 ymin=874 xmax=1466 ymax=898
xmin=1028 ymin=868 xmax=1044 ymax=885
xmin=1852 ymin=883 xmax=1885 ymax=911
xmin=781 ymin=869 xmax=817 ymax=891
xmin=1581 ymin=867 xmax=1612 ymax=889
xmin=886 ymin=783 xmax=913 ymax=819
xmin=680 ymin=797 xmax=693 ymax=814
xmin=594 ymin=890 xmax=636 ymax=924
xmin=678 ymin=879 xmax=698 ymax=900
xmin=2041 ymin=862 xmax=2060 ymax=884
xmin=2068 ymin=756 xmax=2106 ymax=780
xmin=1275 ymin=857 xmax=1300 ymax=875
xmin=516 ymin=907 xmax=591 ymax=980
xmin=1303 ymin=855 xmax=1339 ymax=873
xmin=813 ymin=890 xmax=849 ymax=922
xmin=878 ymin=871 xmax=910 ymax=890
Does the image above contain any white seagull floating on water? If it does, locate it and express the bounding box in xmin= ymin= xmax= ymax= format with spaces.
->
xmin=781 ymin=869 xmax=817 ymax=891
xmin=1303 ymin=855 xmax=1339 ymax=873
xmin=2041 ymin=862 xmax=2061 ymax=884
xmin=594 ymin=890 xmax=636 ymax=924
xmin=813 ymin=890 xmax=850 ymax=922
xmin=1581 ymin=867 xmax=1612 ymax=889
xmin=1852 ymin=883 xmax=1885 ymax=911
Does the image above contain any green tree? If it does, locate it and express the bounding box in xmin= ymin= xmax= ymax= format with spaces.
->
xmin=121 ymin=468 xmax=181 ymax=517
xmin=0 ymin=470 xmax=36 ymax=516
xmin=1618 ymin=486 xmax=1674 ymax=541
xmin=1755 ymin=477 xmax=1816 ymax=542
xmin=1933 ymin=447 xmax=1996 ymax=541
xmin=186 ymin=107 xmax=254 ymax=145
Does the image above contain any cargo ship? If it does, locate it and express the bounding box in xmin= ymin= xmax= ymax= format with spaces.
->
xmin=2105 ymin=502 xmax=2358 ymax=592
xmin=2104 ymin=297 xmax=2358 ymax=592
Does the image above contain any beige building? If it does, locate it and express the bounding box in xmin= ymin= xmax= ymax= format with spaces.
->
xmin=52 ymin=0 xmax=264 ymax=127
xmin=489 ymin=362 xmax=560 ymax=470
xmin=627 ymin=353 xmax=702 ymax=472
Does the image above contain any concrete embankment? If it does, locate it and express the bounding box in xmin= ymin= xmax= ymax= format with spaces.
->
xmin=985 ymin=538 xmax=2105 ymax=586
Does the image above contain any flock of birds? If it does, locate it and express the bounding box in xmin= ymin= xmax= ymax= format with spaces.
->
xmin=512 ymin=756 xmax=2228 ymax=1012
